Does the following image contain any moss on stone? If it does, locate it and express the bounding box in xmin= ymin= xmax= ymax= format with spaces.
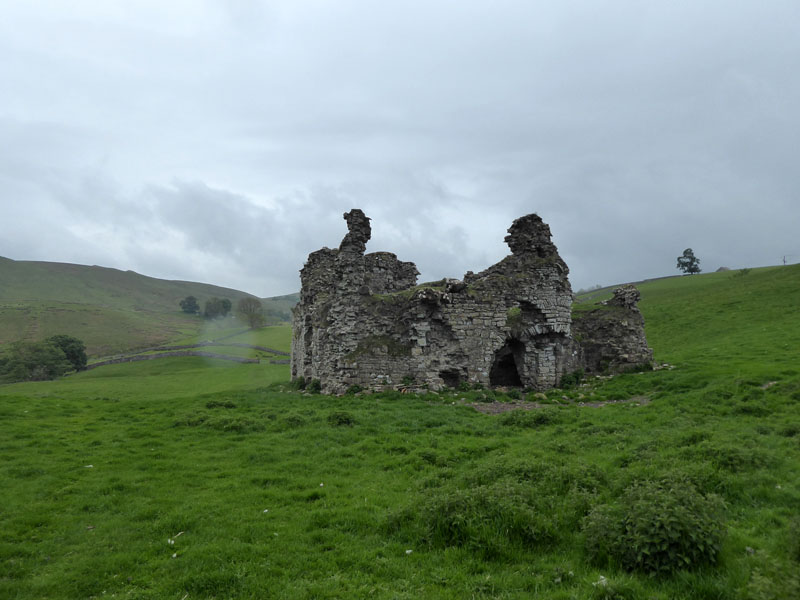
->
xmin=367 ymin=280 xmax=447 ymax=303
xmin=344 ymin=335 xmax=412 ymax=360
xmin=506 ymin=306 xmax=523 ymax=328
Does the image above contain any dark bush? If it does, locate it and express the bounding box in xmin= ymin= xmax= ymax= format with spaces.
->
xmin=559 ymin=369 xmax=584 ymax=388
xmin=281 ymin=414 xmax=306 ymax=429
xmin=700 ymin=442 xmax=767 ymax=472
xmin=307 ymin=379 xmax=322 ymax=394
xmin=583 ymin=479 xmax=726 ymax=574
xmin=0 ymin=341 xmax=71 ymax=382
xmin=500 ymin=409 xmax=559 ymax=428
xmin=327 ymin=411 xmax=356 ymax=427
xmin=506 ymin=388 xmax=521 ymax=400
xmin=418 ymin=481 xmax=556 ymax=558
xmin=47 ymin=335 xmax=87 ymax=371
xmin=779 ymin=423 xmax=800 ymax=437
xmin=206 ymin=399 xmax=237 ymax=409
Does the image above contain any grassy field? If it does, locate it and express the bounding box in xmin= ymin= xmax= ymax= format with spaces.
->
xmin=1 ymin=265 xmax=799 ymax=599
xmin=0 ymin=257 xmax=298 ymax=356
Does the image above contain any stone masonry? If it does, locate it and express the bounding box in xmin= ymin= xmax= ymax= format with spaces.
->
xmin=291 ymin=209 xmax=653 ymax=394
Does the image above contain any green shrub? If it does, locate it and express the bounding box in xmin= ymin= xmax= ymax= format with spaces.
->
xmin=0 ymin=340 xmax=71 ymax=382
xmin=205 ymin=399 xmax=237 ymax=409
xmin=327 ymin=411 xmax=356 ymax=427
xmin=47 ymin=335 xmax=87 ymax=371
xmin=281 ymin=414 xmax=306 ymax=429
xmin=560 ymin=369 xmax=584 ymax=388
xmin=506 ymin=306 xmax=522 ymax=328
xmin=506 ymin=388 xmax=521 ymax=400
xmin=307 ymin=379 xmax=322 ymax=394
xmin=173 ymin=412 xmax=209 ymax=427
xmin=476 ymin=390 xmax=496 ymax=403
xmin=732 ymin=401 xmax=770 ymax=416
xmin=205 ymin=415 xmax=265 ymax=433
xmin=418 ymin=450 xmax=438 ymax=465
xmin=779 ymin=423 xmax=800 ymax=437
xmin=700 ymin=442 xmax=767 ymax=472
xmin=583 ymin=479 xmax=726 ymax=574
xmin=344 ymin=384 xmax=364 ymax=395
xmin=501 ymin=409 xmax=559 ymax=428
xmin=417 ymin=481 xmax=556 ymax=558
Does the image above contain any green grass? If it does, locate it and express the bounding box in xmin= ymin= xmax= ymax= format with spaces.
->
xmin=1 ymin=265 xmax=799 ymax=598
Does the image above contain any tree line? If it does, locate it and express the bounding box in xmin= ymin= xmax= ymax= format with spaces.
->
xmin=180 ymin=296 xmax=265 ymax=329
xmin=0 ymin=335 xmax=87 ymax=383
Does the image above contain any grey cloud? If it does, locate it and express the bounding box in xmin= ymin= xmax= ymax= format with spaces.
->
xmin=1 ymin=1 xmax=799 ymax=296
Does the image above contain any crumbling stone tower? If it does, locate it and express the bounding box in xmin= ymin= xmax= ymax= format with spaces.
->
xmin=291 ymin=209 xmax=652 ymax=394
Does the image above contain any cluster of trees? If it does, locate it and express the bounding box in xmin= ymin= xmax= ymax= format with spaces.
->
xmin=0 ymin=335 xmax=87 ymax=383
xmin=203 ymin=297 xmax=232 ymax=319
xmin=179 ymin=295 xmax=200 ymax=314
xmin=180 ymin=295 xmax=233 ymax=319
xmin=179 ymin=296 xmax=265 ymax=329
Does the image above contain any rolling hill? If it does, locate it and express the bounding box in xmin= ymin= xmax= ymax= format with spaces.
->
xmin=0 ymin=256 xmax=298 ymax=356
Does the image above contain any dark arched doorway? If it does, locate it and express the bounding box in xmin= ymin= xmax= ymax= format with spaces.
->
xmin=490 ymin=339 xmax=524 ymax=386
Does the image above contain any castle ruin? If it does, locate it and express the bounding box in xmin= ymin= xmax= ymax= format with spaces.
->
xmin=291 ymin=209 xmax=652 ymax=394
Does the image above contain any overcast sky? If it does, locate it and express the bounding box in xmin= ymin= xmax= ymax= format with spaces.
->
xmin=1 ymin=1 xmax=798 ymax=296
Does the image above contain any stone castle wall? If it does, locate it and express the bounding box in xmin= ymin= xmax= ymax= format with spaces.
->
xmin=291 ymin=209 xmax=652 ymax=394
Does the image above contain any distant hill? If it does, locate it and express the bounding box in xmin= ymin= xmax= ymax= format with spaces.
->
xmin=0 ymin=256 xmax=298 ymax=356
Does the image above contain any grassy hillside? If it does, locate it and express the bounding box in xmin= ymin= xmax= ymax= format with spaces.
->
xmin=0 ymin=256 xmax=298 ymax=356
xmin=1 ymin=265 xmax=798 ymax=599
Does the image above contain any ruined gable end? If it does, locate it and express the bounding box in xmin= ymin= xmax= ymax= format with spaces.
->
xmin=571 ymin=285 xmax=654 ymax=374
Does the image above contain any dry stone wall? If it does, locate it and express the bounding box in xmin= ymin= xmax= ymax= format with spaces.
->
xmin=291 ymin=209 xmax=653 ymax=394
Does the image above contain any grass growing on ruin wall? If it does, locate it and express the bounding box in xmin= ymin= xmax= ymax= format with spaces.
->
xmin=1 ymin=265 xmax=799 ymax=599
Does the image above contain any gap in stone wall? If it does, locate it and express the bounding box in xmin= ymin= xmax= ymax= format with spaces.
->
xmin=490 ymin=339 xmax=524 ymax=386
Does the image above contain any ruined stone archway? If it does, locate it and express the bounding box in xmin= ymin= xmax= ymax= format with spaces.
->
xmin=490 ymin=339 xmax=525 ymax=387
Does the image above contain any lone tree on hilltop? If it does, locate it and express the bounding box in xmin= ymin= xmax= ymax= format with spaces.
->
xmin=237 ymin=297 xmax=265 ymax=329
xmin=179 ymin=295 xmax=200 ymax=314
xmin=677 ymin=248 xmax=702 ymax=274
